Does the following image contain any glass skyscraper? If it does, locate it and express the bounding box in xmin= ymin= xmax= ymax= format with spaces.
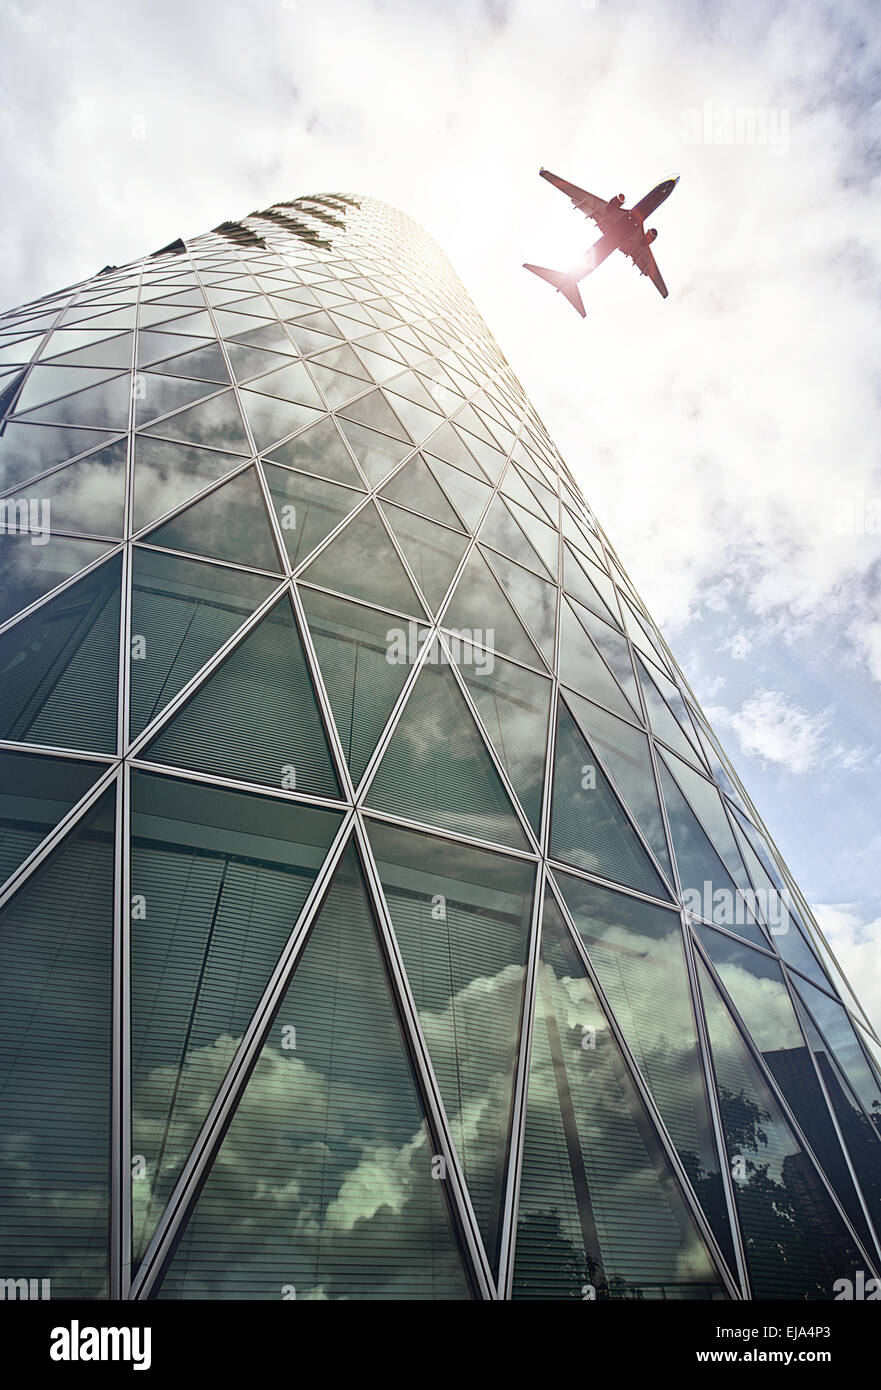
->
xmin=0 ymin=194 xmax=879 ymax=1302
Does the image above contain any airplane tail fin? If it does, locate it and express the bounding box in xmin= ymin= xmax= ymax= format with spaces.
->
xmin=523 ymin=263 xmax=586 ymax=317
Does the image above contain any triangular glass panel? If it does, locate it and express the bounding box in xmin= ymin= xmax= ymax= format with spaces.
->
xmin=696 ymin=956 xmax=865 ymax=1298
xmin=0 ymin=555 xmax=121 ymax=752
xmin=244 ymin=361 xmax=323 ymax=408
xmin=226 ymin=342 xmax=294 ymax=385
xmin=383 ymin=392 xmax=440 ymax=444
xmin=145 ymin=342 xmax=229 ymax=383
xmin=12 ymin=438 xmax=127 ymax=538
xmin=658 ymin=760 xmax=765 ymax=945
xmin=129 ymin=771 xmax=343 ymax=1262
xmin=695 ymin=926 xmax=876 ymax=1252
xmin=264 ymin=462 xmax=361 ymax=569
xmin=130 ymin=547 xmax=279 ymax=738
xmin=369 ymin=819 xmax=535 ymax=1273
xmin=0 ymin=749 xmax=103 ymax=889
xmin=380 ymin=503 xmax=469 ymax=613
xmin=482 ymin=549 xmax=557 ymax=667
xmin=240 ymin=388 xmax=323 ymax=453
xmin=636 ymin=655 xmax=705 ymax=767
xmin=424 ymin=421 xmax=483 ymax=476
xmin=337 ymin=418 xmax=411 ymax=487
xmin=508 ymin=499 xmax=558 ymax=575
xmin=0 ymin=532 xmax=113 ymax=625
xmin=563 ymin=545 xmax=617 ymax=623
xmin=133 ymin=436 xmax=244 ymax=531
xmin=790 ymin=995 xmax=881 ymax=1247
xmin=659 ymin=748 xmax=751 ymax=893
xmin=559 ymin=600 xmax=634 ymax=720
xmin=135 ymin=374 xmax=220 ymax=429
xmin=264 ymin=415 xmax=363 ymax=487
xmin=550 ymin=701 xmax=670 ymax=898
xmin=565 ymin=693 xmax=672 ymax=883
xmin=453 ymin=648 xmax=551 ymax=836
xmin=380 ymin=454 xmax=465 ymax=531
xmin=513 ymin=890 xmax=725 ymax=1299
xmin=571 ymin=602 xmax=639 ymax=710
xmin=0 ymin=422 xmax=120 ymax=494
xmin=14 ymin=364 xmax=121 ymax=415
xmin=556 ymin=871 xmax=736 ymax=1271
xmin=481 ymin=495 xmax=551 ymax=578
xmin=443 ymin=547 xmax=542 ymax=668
xmin=136 ymin=330 xmax=214 ymax=368
xmin=423 ymin=455 xmax=491 ymax=531
xmin=791 ymin=977 xmax=881 ymax=1131
xmin=17 ymin=372 xmax=132 ymax=431
xmin=145 ymin=467 xmax=281 ymax=572
xmin=0 ymin=787 xmax=115 ymax=1297
xmin=144 ymin=389 xmax=251 ymax=455
xmin=145 ymin=594 xmax=339 ymax=797
xmin=366 ymin=639 xmax=530 ymax=851
xmin=299 ymin=587 xmax=427 ymax=786
xmin=157 ymin=845 xmax=472 ymax=1300
xmin=300 ymin=501 xmax=424 ymax=616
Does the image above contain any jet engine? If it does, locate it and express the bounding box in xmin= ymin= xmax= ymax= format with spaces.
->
xmin=644 ymin=228 xmax=658 ymax=244
xmin=614 ymin=193 xmax=626 ymax=205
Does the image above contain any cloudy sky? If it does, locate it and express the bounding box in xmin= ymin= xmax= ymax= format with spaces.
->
xmin=2 ymin=0 xmax=880 ymax=1027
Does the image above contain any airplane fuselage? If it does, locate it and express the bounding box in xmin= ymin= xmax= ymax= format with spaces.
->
xmin=525 ymin=170 xmax=679 ymax=314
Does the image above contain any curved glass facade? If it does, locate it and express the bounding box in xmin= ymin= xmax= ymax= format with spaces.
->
xmin=0 ymin=194 xmax=879 ymax=1300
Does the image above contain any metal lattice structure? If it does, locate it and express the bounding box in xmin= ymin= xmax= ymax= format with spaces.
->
xmin=1 ymin=195 xmax=880 ymax=1301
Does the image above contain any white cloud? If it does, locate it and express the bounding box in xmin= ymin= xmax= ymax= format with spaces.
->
xmin=812 ymin=902 xmax=881 ymax=1039
xmin=710 ymin=688 xmax=868 ymax=774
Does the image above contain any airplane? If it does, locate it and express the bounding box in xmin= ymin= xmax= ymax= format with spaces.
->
xmin=524 ymin=169 xmax=680 ymax=316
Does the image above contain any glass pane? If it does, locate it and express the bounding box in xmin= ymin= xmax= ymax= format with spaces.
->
xmin=130 ymin=772 xmax=342 ymax=1259
xmin=697 ymin=926 xmax=875 ymax=1252
xmin=299 ymin=586 xmax=426 ymax=785
xmin=0 ymin=555 xmax=121 ymax=753
xmin=144 ymin=389 xmax=251 ymax=455
xmin=337 ymin=418 xmax=411 ymax=487
xmin=0 ymin=533 xmax=113 ymax=625
xmin=697 ymin=957 xmax=865 ymax=1299
xmin=20 ymin=438 xmax=127 ymax=537
xmin=300 ymin=501 xmax=424 ymax=617
xmin=565 ymin=693 xmax=672 ymax=882
xmin=130 ymin=547 xmax=278 ymax=737
xmin=264 ymin=462 xmax=361 ymax=568
xmin=263 ymin=415 xmax=363 ymax=487
xmin=793 ymin=977 xmax=881 ymax=1130
xmin=146 ymin=595 xmax=340 ymax=798
xmin=157 ymin=846 xmax=472 ymax=1300
xmin=513 ymin=892 xmax=725 ymax=1299
xmin=482 ymin=549 xmax=557 ymax=666
xmin=559 ymin=600 xmax=636 ymax=721
xmin=369 ymin=820 xmax=535 ymax=1271
xmin=660 ymin=748 xmax=751 ymax=893
xmin=380 ymin=454 xmax=464 ymax=531
xmin=454 ymin=649 xmax=550 ymax=836
xmin=556 ymin=871 xmax=735 ymax=1272
xmin=133 ymin=436 xmax=243 ymax=531
xmin=0 ymin=788 xmax=114 ymax=1296
xmin=380 ymin=503 xmax=468 ymax=614
xmin=145 ymin=467 xmax=281 ymax=572
xmin=423 ymin=455 xmax=491 ymax=530
xmin=366 ymin=639 xmax=530 ymax=851
xmin=443 ymin=547 xmax=542 ymax=668
xmin=550 ymin=701 xmax=670 ymax=899
xmin=658 ymin=760 xmax=767 ymax=947
xmin=0 ymin=750 xmax=101 ymax=888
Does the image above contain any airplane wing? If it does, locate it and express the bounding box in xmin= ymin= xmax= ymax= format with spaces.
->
xmin=539 ymin=168 xmax=613 ymax=232
xmin=628 ymin=243 xmax=668 ymax=298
